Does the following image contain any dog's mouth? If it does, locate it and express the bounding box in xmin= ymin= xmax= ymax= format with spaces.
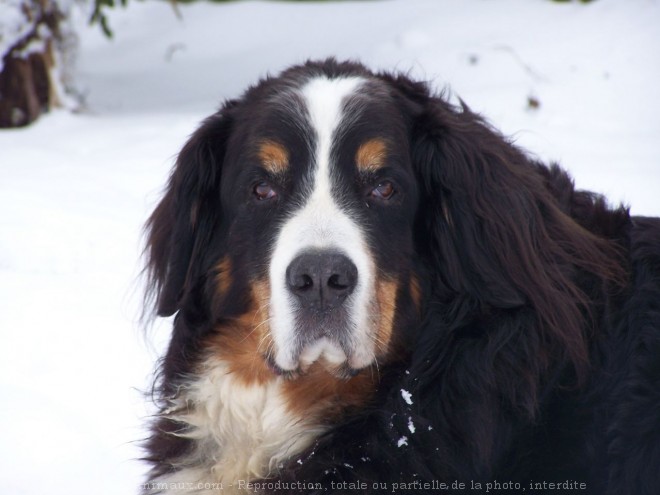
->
xmin=264 ymin=336 xmax=365 ymax=380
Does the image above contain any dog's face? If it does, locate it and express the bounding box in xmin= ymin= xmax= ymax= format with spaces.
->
xmin=227 ymin=76 xmax=419 ymax=377
xmin=150 ymin=63 xmax=423 ymax=382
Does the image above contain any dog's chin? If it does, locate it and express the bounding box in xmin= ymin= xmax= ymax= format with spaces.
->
xmin=266 ymin=338 xmax=366 ymax=380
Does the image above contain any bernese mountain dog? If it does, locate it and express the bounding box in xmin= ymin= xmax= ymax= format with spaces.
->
xmin=142 ymin=59 xmax=660 ymax=494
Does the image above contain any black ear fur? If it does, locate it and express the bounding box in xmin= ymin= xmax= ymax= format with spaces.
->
xmin=408 ymin=93 xmax=626 ymax=376
xmin=411 ymin=99 xmax=548 ymax=309
xmin=145 ymin=106 xmax=235 ymax=317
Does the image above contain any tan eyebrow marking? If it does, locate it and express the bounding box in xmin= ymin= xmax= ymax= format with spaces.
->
xmin=355 ymin=138 xmax=388 ymax=172
xmin=257 ymin=139 xmax=289 ymax=174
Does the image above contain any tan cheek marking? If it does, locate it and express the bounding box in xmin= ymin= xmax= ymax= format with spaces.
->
xmin=355 ymin=138 xmax=388 ymax=173
xmin=409 ymin=274 xmax=422 ymax=316
xmin=375 ymin=277 xmax=399 ymax=358
xmin=214 ymin=256 xmax=232 ymax=299
xmin=257 ymin=139 xmax=289 ymax=174
xmin=205 ymin=279 xmax=273 ymax=386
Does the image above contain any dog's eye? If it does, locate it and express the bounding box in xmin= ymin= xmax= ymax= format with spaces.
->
xmin=370 ymin=181 xmax=395 ymax=200
xmin=253 ymin=181 xmax=277 ymax=201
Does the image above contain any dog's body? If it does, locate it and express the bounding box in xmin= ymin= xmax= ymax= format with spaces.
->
xmin=143 ymin=59 xmax=660 ymax=494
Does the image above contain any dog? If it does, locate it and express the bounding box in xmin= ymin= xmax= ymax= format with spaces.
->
xmin=142 ymin=59 xmax=660 ymax=494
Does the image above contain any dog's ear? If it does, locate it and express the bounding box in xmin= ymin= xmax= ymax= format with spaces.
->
xmin=408 ymin=93 xmax=624 ymax=370
xmin=410 ymin=98 xmax=544 ymax=309
xmin=145 ymin=104 xmax=235 ymax=317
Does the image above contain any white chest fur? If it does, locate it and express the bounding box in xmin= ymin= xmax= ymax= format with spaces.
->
xmin=153 ymin=359 xmax=325 ymax=494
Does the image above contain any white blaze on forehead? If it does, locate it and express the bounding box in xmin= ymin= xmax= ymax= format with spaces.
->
xmin=269 ymin=75 xmax=377 ymax=371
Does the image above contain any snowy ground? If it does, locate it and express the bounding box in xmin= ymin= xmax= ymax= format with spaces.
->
xmin=0 ymin=0 xmax=658 ymax=493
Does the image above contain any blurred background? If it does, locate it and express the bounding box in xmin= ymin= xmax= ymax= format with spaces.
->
xmin=1 ymin=0 xmax=659 ymax=493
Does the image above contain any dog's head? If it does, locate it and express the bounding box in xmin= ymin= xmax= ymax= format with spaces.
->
xmin=146 ymin=59 xmax=622 ymax=385
xmin=147 ymin=60 xmax=422 ymax=381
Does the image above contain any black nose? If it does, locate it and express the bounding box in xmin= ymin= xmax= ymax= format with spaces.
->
xmin=286 ymin=250 xmax=358 ymax=311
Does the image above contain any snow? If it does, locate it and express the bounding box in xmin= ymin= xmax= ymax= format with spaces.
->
xmin=0 ymin=0 xmax=75 ymax=71
xmin=0 ymin=1 xmax=659 ymax=493
xmin=397 ymin=436 xmax=409 ymax=448
xmin=401 ymin=388 xmax=414 ymax=405
xmin=408 ymin=417 xmax=416 ymax=434
xmin=0 ymin=0 xmax=33 ymax=67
